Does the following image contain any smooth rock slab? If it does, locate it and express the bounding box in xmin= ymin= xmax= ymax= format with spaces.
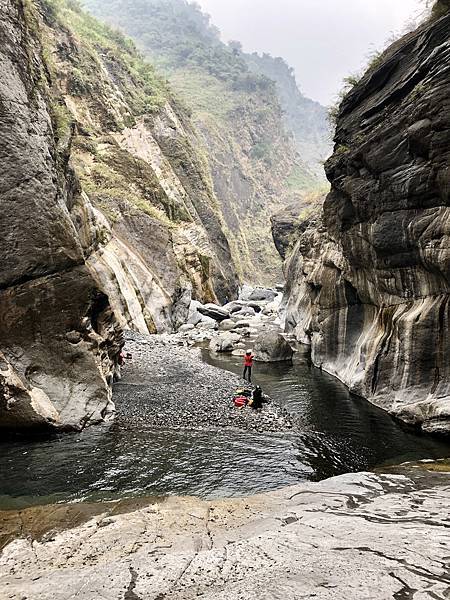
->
xmin=1 ymin=472 xmax=449 ymax=599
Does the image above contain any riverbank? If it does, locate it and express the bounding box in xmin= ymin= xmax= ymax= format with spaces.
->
xmin=1 ymin=468 xmax=449 ymax=599
xmin=117 ymin=331 xmax=293 ymax=433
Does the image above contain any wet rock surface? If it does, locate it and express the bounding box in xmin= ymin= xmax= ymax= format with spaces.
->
xmin=115 ymin=332 xmax=292 ymax=433
xmin=1 ymin=470 xmax=449 ymax=599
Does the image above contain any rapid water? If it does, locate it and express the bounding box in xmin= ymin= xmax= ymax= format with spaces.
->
xmin=1 ymin=348 xmax=449 ymax=509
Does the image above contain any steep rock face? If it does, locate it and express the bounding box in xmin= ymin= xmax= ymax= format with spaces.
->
xmin=41 ymin=0 xmax=239 ymax=333
xmin=0 ymin=0 xmax=240 ymax=431
xmin=0 ymin=0 xmax=122 ymax=430
xmin=83 ymin=0 xmax=325 ymax=284
xmin=281 ymin=11 xmax=450 ymax=434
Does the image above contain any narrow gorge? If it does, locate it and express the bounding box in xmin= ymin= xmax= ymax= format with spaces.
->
xmin=0 ymin=1 xmax=449 ymax=598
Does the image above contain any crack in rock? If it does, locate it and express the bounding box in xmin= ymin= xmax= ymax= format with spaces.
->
xmin=124 ymin=566 xmax=141 ymax=600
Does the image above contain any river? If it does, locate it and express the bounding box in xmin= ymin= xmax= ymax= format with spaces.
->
xmin=0 ymin=345 xmax=448 ymax=509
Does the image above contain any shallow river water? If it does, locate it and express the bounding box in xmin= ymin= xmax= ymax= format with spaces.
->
xmin=1 ymin=349 xmax=449 ymax=509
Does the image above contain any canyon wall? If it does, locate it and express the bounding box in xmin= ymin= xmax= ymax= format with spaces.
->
xmin=0 ymin=0 xmax=123 ymax=430
xmin=279 ymin=9 xmax=450 ymax=435
xmin=0 ymin=0 xmax=239 ymax=430
xmin=83 ymin=0 xmax=330 ymax=284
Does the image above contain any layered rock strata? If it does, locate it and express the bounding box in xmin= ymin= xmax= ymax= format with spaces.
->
xmin=0 ymin=0 xmax=123 ymax=430
xmin=0 ymin=0 xmax=239 ymax=430
xmin=1 ymin=471 xmax=449 ymax=599
xmin=280 ymin=9 xmax=450 ymax=434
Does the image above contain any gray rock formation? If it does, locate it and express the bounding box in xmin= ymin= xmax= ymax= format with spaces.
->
xmin=248 ymin=287 xmax=277 ymax=302
xmin=209 ymin=332 xmax=241 ymax=353
xmin=0 ymin=0 xmax=242 ymax=431
xmin=279 ymin=10 xmax=450 ymax=435
xmin=0 ymin=0 xmax=122 ymax=431
xmin=254 ymin=330 xmax=293 ymax=362
xmin=1 ymin=470 xmax=449 ymax=599
xmin=197 ymin=304 xmax=230 ymax=322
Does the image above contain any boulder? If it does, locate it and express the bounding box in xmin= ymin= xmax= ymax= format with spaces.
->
xmin=233 ymin=306 xmax=256 ymax=318
xmin=248 ymin=287 xmax=277 ymax=302
xmin=254 ymin=331 xmax=293 ymax=362
xmin=233 ymin=321 xmax=251 ymax=329
xmin=238 ymin=285 xmax=254 ymax=301
xmin=232 ymin=348 xmax=246 ymax=357
xmin=223 ymin=301 xmax=246 ymax=314
xmin=196 ymin=317 xmax=217 ymax=330
xmin=262 ymin=297 xmax=282 ymax=315
xmin=178 ymin=324 xmax=195 ymax=334
xmin=209 ymin=333 xmax=241 ymax=353
xmin=197 ymin=303 xmax=230 ymax=322
xmin=187 ymin=300 xmax=204 ymax=326
xmin=247 ymin=302 xmax=264 ymax=313
xmin=187 ymin=311 xmax=203 ymax=326
xmin=218 ymin=319 xmax=237 ymax=332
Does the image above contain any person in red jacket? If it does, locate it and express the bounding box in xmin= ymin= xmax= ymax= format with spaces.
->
xmin=243 ymin=349 xmax=254 ymax=383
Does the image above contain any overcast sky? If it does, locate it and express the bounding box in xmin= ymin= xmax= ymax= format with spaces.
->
xmin=195 ymin=0 xmax=425 ymax=105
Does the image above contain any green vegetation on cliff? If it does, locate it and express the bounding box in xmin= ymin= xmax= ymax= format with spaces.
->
xmin=31 ymin=0 xmax=239 ymax=304
xmin=82 ymin=0 xmax=330 ymax=284
xmin=243 ymin=52 xmax=331 ymax=177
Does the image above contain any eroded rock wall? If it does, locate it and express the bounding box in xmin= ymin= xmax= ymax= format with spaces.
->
xmin=47 ymin=1 xmax=238 ymax=331
xmin=281 ymin=10 xmax=450 ymax=434
xmin=0 ymin=0 xmax=240 ymax=431
xmin=0 ymin=0 xmax=122 ymax=431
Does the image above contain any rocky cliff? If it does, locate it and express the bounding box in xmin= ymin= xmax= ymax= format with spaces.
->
xmin=83 ymin=0 xmax=329 ymax=284
xmin=0 ymin=0 xmax=239 ymax=431
xmin=0 ymin=0 xmax=123 ymax=431
xmin=279 ymin=8 xmax=450 ymax=435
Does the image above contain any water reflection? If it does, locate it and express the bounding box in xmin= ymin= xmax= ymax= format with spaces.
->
xmin=0 ymin=348 xmax=448 ymax=509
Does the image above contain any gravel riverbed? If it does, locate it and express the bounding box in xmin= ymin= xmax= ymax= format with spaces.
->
xmin=114 ymin=331 xmax=293 ymax=433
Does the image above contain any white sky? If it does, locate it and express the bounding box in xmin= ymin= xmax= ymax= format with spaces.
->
xmin=195 ymin=0 xmax=425 ymax=105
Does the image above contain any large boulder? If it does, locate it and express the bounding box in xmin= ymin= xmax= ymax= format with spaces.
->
xmin=218 ymin=319 xmax=237 ymax=332
xmin=238 ymin=285 xmax=254 ymax=301
xmin=254 ymin=331 xmax=293 ymax=362
xmin=196 ymin=317 xmax=217 ymax=330
xmin=223 ymin=300 xmax=246 ymax=314
xmin=187 ymin=300 xmax=204 ymax=326
xmin=197 ymin=303 xmax=230 ymax=322
xmin=248 ymin=288 xmax=277 ymax=302
xmin=233 ymin=306 xmax=256 ymax=318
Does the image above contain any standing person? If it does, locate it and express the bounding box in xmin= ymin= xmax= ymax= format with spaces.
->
xmin=243 ymin=349 xmax=254 ymax=383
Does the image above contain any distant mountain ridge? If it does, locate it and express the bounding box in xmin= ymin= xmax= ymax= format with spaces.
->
xmin=243 ymin=52 xmax=332 ymax=177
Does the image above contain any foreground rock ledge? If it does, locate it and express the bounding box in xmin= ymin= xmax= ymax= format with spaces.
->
xmin=1 ymin=472 xmax=449 ymax=599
